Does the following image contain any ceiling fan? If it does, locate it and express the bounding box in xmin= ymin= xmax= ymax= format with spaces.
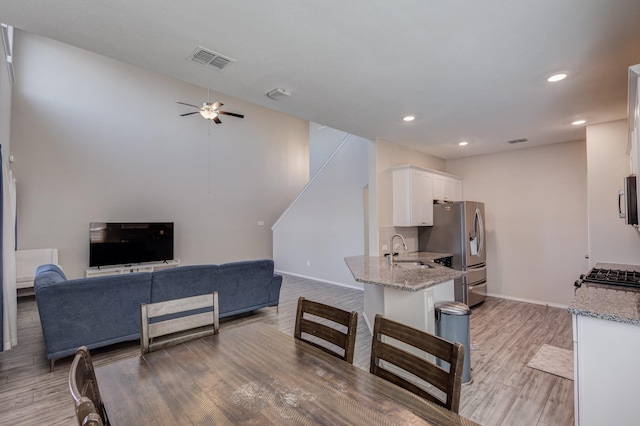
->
xmin=177 ymin=99 xmax=244 ymax=124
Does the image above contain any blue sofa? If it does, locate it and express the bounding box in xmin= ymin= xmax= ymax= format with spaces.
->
xmin=34 ymin=260 xmax=282 ymax=368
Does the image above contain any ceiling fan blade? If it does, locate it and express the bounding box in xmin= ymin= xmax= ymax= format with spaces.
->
xmin=180 ymin=111 xmax=201 ymax=116
xmin=176 ymin=101 xmax=201 ymax=109
xmin=218 ymin=111 xmax=244 ymax=119
xmin=213 ymin=116 xmax=222 ymax=124
xmin=212 ymin=102 xmax=223 ymax=110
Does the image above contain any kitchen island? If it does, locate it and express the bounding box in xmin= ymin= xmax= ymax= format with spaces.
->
xmin=345 ymin=252 xmax=464 ymax=335
xmin=569 ymin=262 xmax=640 ymax=426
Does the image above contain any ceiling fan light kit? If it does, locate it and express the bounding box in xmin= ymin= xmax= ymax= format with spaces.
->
xmin=177 ymin=100 xmax=244 ymax=124
xmin=266 ymin=88 xmax=291 ymax=100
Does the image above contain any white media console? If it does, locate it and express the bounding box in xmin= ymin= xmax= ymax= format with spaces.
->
xmin=85 ymin=259 xmax=180 ymax=278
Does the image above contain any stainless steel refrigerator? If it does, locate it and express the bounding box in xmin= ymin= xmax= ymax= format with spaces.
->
xmin=418 ymin=201 xmax=487 ymax=307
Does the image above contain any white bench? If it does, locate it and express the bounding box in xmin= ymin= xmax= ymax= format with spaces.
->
xmin=16 ymin=248 xmax=59 ymax=290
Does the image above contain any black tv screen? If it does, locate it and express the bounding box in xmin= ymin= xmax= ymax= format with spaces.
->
xmin=89 ymin=222 xmax=174 ymax=267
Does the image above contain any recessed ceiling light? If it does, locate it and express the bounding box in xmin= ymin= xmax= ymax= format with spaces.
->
xmin=458 ymin=141 xmax=468 ymax=146
xmin=547 ymin=73 xmax=567 ymax=82
xmin=403 ymin=115 xmax=415 ymax=122
xmin=572 ymin=119 xmax=586 ymax=126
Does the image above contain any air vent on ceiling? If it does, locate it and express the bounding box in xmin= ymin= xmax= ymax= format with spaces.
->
xmin=187 ymin=46 xmax=236 ymax=71
xmin=507 ymin=137 xmax=528 ymax=144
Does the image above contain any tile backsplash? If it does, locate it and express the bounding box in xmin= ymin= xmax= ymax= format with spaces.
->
xmin=378 ymin=227 xmax=419 ymax=255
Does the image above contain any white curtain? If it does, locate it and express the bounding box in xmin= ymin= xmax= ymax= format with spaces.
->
xmin=2 ymin=156 xmax=17 ymax=350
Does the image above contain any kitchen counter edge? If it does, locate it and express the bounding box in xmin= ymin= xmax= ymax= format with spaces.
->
xmin=568 ymin=262 xmax=640 ymax=326
xmin=344 ymin=252 xmax=465 ymax=292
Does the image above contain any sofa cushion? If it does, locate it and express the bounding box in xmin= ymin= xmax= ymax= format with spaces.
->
xmin=151 ymin=264 xmax=221 ymax=303
xmin=216 ymin=260 xmax=274 ymax=314
xmin=151 ymin=260 xmax=277 ymax=316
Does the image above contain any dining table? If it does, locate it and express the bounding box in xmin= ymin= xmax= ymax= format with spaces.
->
xmin=95 ymin=322 xmax=479 ymax=425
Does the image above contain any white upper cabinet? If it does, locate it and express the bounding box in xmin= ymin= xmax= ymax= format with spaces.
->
xmin=393 ymin=165 xmax=464 ymax=226
xmin=432 ymin=173 xmax=463 ymax=202
xmin=393 ymin=166 xmax=433 ymax=226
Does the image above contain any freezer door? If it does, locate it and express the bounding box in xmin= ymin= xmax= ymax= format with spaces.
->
xmin=465 ymin=202 xmax=486 ymax=267
xmin=464 ymin=263 xmax=486 ymax=285
xmin=468 ymin=281 xmax=487 ymax=307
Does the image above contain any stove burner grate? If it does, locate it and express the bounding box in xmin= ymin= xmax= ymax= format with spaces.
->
xmin=583 ymin=268 xmax=640 ymax=288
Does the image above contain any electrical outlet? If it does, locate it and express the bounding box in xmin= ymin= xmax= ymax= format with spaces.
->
xmin=257 ymin=221 xmax=265 ymax=226
xmin=394 ymin=243 xmax=400 ymax=250
xmin=307 ymin=260 xmax=311 ymax=266
xmin=382 ymin=244 xmax=388 ymax=251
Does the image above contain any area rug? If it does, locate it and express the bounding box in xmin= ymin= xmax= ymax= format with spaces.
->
xmin=527 ymin=344 xmax=574 ymax=380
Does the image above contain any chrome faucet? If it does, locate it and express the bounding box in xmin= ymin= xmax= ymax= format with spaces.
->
xmin=388 ymin=234 xmax=408 ymax=266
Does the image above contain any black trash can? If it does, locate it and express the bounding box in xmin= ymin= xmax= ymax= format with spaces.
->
xmin=435 ymin=301 xmax=472 ymax=383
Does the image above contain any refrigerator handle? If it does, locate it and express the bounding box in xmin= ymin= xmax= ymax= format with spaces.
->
xmin=467 ymin=264 xmax=487 ymax=272
xmin=619 ymin=189 xmax=626 ymax=218
xmin=474 ymin=207 xmax=484 ymax=257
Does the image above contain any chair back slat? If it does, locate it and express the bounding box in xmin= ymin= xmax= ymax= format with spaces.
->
xmin=376 ymin=341 xmax=452 ymax=392
xmin=148 ymin=311 xmax=215 ymax=339
xmin=370 ymin=314 xmax=464 ymax=413
xmin=294 ymin=297 xmax=358 ymax=364
xmin=140 ymin=292 xmax=219 ymax=354
xmin=299 ymin=317 xmax=348 ymax=348
xmin=146 ymin=293 xmax=215 ymax=317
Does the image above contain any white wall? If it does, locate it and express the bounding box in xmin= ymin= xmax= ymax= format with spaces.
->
xmin=10 ymin=30 xmax=309 ymax=278
xmin=273 ymin=132 xmax=370 ymax=289
xmin=446 ymin=141 xmax=588 ymax=307
xmin=586 ymin=120 xmax=640 ymax=264
xmin=309 ymin=122 xmax=346 ymax=177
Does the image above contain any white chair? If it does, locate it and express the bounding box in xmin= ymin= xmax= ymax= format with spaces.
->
xmin=140 ymin=292 xmax=219 ymax=354
xmin=16 ymin=248 xmax=59 ymax=291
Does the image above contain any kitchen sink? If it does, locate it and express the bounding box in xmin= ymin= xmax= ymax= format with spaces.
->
xmin=392 ymin=261 xmax=433 ymax=270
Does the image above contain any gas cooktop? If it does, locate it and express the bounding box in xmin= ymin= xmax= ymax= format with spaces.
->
xmin=576 ymin=268 xmax=640 ymax=289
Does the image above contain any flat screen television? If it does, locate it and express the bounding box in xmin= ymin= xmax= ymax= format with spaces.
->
xmin=89 ymin=222 xmax=174 ymax=267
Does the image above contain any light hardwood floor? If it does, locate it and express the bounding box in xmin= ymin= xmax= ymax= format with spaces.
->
xmin=0 ymin=275 xmax=574 ymax=425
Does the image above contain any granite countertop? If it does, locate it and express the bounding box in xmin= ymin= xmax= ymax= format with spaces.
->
xmin=568 ymin=262 xmax=640 ymax=326
xmin=344 ymin=252 xmax=465 ymax=292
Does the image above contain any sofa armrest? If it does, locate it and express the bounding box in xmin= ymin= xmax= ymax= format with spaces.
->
xmin=270 ymin=274 xmax=283 ymax=304
xmin=35 ymin=273 xmax=152 ymax=360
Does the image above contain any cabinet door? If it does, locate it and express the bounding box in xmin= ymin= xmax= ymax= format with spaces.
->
xmin=452 ymin=179 xmax=463 ymax=201
xmin=393 ymin=167 xmax=412 ymax=226
xmin=412 ymin=170 xmax=433 ymax=226
xmin=442 ymin=177 xmax=454 ymax=201
xmin=393 ymin=167 xmax=433 ymax=226
xmin=433 ymin=175 xmax=463 ymax=202
xmin=432 ymin=175 xmax=444 ymax=201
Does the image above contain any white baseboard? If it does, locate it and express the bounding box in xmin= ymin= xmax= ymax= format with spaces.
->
xmin=486 ymin=292 xmax=568 ymax=310
xmin=275 ymin=270 xmax=364 ymax=291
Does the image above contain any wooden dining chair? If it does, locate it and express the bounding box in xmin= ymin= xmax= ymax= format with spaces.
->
xmin=75 ymin=397 xmax=105 ymax=426
xmin=369 ymin=314 xmax=465 ymax=413
xmin=68 ymin=346 xmax=110 ymax=425
xmin=140 ymin=291 xmax=219 ymax=354
xmin=294 ymin=297 xmax=358 ymax=364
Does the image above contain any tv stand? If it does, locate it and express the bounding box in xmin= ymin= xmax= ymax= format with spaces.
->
xmin=85 ymin=259 xmax=180 ymax=278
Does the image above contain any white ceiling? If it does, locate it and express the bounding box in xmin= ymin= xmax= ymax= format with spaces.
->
xmin=1 ymin=1 xmax=640 ymax=159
